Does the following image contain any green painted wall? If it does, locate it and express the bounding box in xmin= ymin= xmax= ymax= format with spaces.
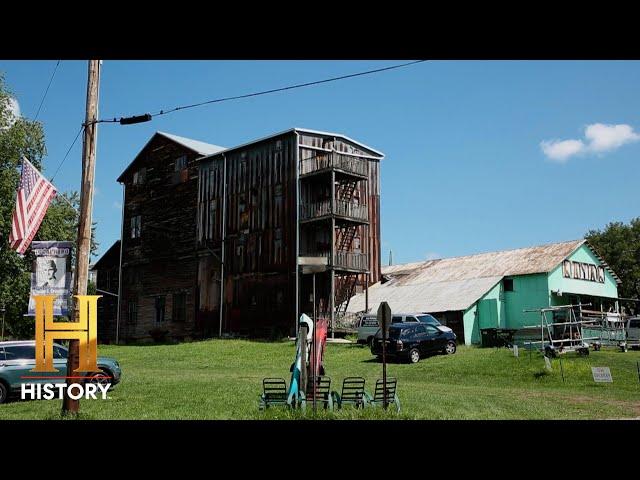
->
xmin=463 ymin=305 xmax=478 ymax=345
xmin=503 ymin=274 xmax=550 ymax=331
xmin=465 ymin=280 xmax=502 ymax=345
xmin=547 ymin=244 xmax=619 ymax=300
xmin=460 ymin=244 xmax=619 ymax=346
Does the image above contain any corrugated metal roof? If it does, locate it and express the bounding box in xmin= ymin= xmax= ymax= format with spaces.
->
xmin=117 ymin=131 xmax=225 ymax=182
xmin=382 ymin=240 xmax=586 ymax=285
xmin=347 ymin=239 xmax=621 ymax=315
xmin=157 ymin=132 xmax=225 ymax=156
xmin=347 ymin=276 xmax=503 ymax=314
xmin=197 ymin=127 xmax=385 ymax=162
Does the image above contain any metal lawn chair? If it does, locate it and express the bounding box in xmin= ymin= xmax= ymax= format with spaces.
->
xmin=259 ymin=378 xmax=289 ymax=410
xmin=331 ymin=377 xmax=366 ymax=409
xmin=301 ymin=376 xmax=333 ymax=411
xmin=364 ymin=377 xmax=401 ymax=413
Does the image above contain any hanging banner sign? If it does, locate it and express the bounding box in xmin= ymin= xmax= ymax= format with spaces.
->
xmin=27 ymin=241 xmax=73 ymax=316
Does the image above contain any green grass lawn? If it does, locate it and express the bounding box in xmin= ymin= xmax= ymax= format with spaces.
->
xmin=1 ymin=339 xmax=639 ymax=420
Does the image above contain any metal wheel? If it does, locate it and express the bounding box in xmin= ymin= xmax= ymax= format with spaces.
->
xmin=444 ymin=340 xmax=457 ymax=355
xmin=408 ymin=348 xmax=420 ymax=364
xmin=0 ymin=382 xmax=8 ymax=404
xmin=88 ymin=371 xmax=111 ymax=389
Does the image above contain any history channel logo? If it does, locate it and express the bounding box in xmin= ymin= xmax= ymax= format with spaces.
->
xmin=20 ymin=294 xmax=111 ymax=400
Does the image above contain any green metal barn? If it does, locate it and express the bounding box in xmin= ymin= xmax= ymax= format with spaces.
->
xmin=347 ymin=240 xmax=621 ymax=345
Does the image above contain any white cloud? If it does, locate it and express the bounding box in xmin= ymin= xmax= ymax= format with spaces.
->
xmin=584 ymin=123 xmax=640 ymax=153
xmin=541 ymin=123 xmax=640 ymax=163
xmin=540 ymin=139 xmax=585 ymax=163
xmin=112 ymin=201 xmax=122 ymax=210
xmin=425 ymin=252 xmax=440 ymax=260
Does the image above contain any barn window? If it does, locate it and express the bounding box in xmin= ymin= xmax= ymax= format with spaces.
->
xmin=504 ymin=279 xmax=514 ymax=292
xmin=128 ymin=300 xmax=138 ymax=325
xmin=133 ymin=167 xmax=146 ymax=185
xmin=131 ymin=215 xmax=142 ymax=239
xmin=155 ymin=296 xmax=166 ymax=323
xmin=173 ymin=292 xmax=186 ymax=322
xmin=175 ymin=155 xmax=187 ymax=171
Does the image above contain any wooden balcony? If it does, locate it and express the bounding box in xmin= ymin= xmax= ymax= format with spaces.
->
xmin=300 ymin=251 xmax=368 ymax=272
xmin=300 ymin=151 xmax=369 ymax=178
xmin=300 ymin=200 xmax=368 ymax=223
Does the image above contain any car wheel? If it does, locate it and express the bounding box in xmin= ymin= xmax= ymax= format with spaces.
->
xmin=0 ymin=381 xmax=8 ymax=404
xmin=444 ymin=341 xmax=456 ymax=355
xmin=87 ymin=370 xmax=112 ymax=389
xmin=408 ymin=348 xmax=420 ymax=364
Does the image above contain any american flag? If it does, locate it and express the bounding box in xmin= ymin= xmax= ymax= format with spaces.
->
xmin=8 ymin=157 xmax=57 ymax=254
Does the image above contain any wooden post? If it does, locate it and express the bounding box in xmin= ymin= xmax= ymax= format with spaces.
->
xmin=62 ymin=59 xmax=100 ymax=415
xmin=330 ymin=170 xmax=335 ymax=339
xmin=312 ymin=272 xmax=316 ymax=413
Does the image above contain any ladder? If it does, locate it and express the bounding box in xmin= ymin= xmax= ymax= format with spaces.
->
xmin=335 ymin=274 xmax=358 ymax=319
xmin=338 ymin=179 xmax=358 ymax=202
xmin=337 ymin=225 xmax=358 ymax=252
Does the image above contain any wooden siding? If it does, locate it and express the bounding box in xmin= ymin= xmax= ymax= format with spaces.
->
xmin=197 ymin=130 xmax=382 ymax=336
xmin=118 ymin=135 xmax=202 ymax=342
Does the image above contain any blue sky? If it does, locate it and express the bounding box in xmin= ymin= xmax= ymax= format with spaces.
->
xmin=1 ymin=60 xmax=639 ymax=264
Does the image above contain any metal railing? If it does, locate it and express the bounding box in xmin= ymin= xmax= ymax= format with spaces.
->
xmin=334 ymin=252 xmax=368 ymax=271
xmin=300 ymin=151 xmax=369 ymax=177
xmin=299 ymin=251 xmax=368 ymax=271
xmin=300 ymin=199 xmax=368 ymax=222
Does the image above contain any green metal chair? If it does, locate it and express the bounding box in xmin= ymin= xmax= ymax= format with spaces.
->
xmin=331 ymin=377 xmax=367 ymax=409
xmin=364 ymin=377 xmax=401 ymax=413
xmin=300 ymin=376 xmax=333 ymax=412
xmin=259 ymin=378 xmax=290 ymax=410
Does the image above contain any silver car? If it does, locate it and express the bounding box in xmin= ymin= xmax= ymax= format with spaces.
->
xmin=0 ymin=340 xmax=122 ymax=404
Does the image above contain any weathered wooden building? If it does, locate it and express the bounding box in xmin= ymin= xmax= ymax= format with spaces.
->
xmin=196 ymin=128 xmax=384 ymax=337
xmin=91 ymin=240 xmax=120 ymax=343
xmin=115 ymin=132 xmax=225 ymax=342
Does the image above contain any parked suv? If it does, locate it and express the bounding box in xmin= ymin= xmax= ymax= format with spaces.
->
xmin=370 ymin=322 xmax=457 ymax=363
xmin=0 ymin=340 xmax=122 ymax=404
xmin=357 ymin=312 xmax=450 ymax=346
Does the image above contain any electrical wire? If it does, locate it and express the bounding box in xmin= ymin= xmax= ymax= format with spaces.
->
xmin=34 ymin=60 xmax=61 ymax=121
xmin=50 ymin=124 xmax=84 ymax=182
xmin=96 ymin=60 xmax=427 ymax=124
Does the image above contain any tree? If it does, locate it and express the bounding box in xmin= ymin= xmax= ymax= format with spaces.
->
xmin=0 ymin=73 xmax=96 ymax=338
xmin=586 ymin=218 xmax=640 ymax=313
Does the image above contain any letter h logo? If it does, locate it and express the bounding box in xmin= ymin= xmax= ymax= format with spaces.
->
xmin=32 ymin=295 xmax=101 ymax=373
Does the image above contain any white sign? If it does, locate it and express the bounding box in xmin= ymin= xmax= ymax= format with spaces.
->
xmin=562 ymin=260 xmax=605 ymax=283
xmin=544 ymin=356 xmax=552 ymax=371
xmin=591 ymin=367 xmax=613 ymax=383
xmin=513 ymin=345 xmax=519 ymax=357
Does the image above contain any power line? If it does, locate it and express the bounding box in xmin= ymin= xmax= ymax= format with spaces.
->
xmin=34 ymin=60 xmax=61 ymax=121
xmin=50 ymin=124 xmax=84 ymax=182
xmin=96 ymin=60 xmax=427 ymax=125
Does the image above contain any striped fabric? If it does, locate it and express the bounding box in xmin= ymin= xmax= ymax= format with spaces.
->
xmin=8 ymin=157 xmax=57 ymax=254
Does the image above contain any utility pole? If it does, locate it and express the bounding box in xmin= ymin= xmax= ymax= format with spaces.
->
xmin=62 ymin=60 xmax=101 ymax=415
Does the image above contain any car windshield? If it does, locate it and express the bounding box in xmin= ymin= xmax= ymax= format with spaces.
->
xmin=417 ymin=314 xmax=441 ymax=326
